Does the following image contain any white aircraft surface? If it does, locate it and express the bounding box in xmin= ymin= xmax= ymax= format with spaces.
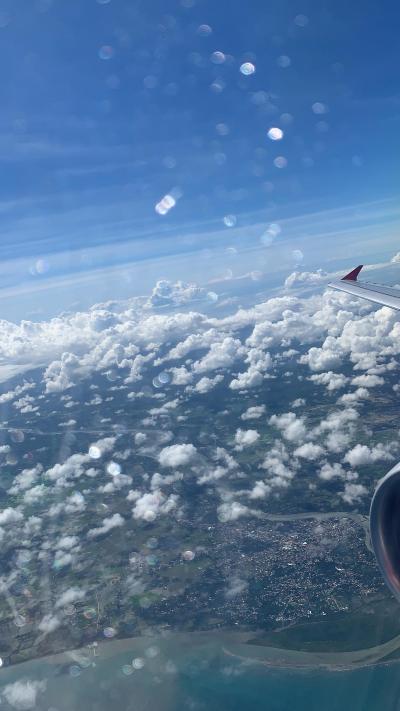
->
xmin=329 ymin=265 xmax=400 ymax=310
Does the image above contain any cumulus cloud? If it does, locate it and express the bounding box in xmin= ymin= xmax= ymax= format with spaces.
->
xmin=249 ymin=480 xmax=271 ymax=499
xmin=284 ymin=269 xmax=328 ymax=290
xmin=234 ymin=428 xmax=260 ymax=449
xmin=351 ymin=374 xmax=384 ymax=388
xmin=192 ymin=374 xmax=223 ymax=394
xmin=0 ymin=508 xmax=23 ymax=525
xmin=148 ymin=280 xmax=207 ymax=308
xmin=341 ymin=482 xmax=368 ymax=504
xmin=8 ymin=465 xmax=43 ymax=494
xmin=87 ymin=513 xmax=124 ymax=538
xmin=318 ymin=462 xmax=346 ymax=481
xmin=55 ymin=587 xmax=85 ymax=609
xmin=343 ymin=443 xmax=395 ymax=468
xmin=158 ymin=443 xmax=197 ymax=468
xmin=2 ymin=680 xmax=47 ymax=710
xmin=38 ymin=614 xmax=60 ymax=634
xmin=269 ymin=412 xmax=306 ymax=442
xmin=309 ymin=372 xmax=348 ymax=391
xmin=131 ymin=490 xmax=178 ymax=521
xmin=241 ymin=405 xmax=266 ymax=420
xmin=293 ymin=443 xmax=325 ymax=460
xmin=193 ymin=337 xmax=245 ymax=374
xmin=217 ymin=501 xmax=250 ymax=522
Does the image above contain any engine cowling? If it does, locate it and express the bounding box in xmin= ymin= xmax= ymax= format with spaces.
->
xmin=370 ymin=461 xmax=400 ymax=600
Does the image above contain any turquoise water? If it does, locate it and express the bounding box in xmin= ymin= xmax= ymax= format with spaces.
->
xmin=1 ymin=635 xmax=400 ymax=711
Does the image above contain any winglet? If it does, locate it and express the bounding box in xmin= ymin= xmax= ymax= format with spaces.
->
xmin=341 ymin=265 xmax=363 ymax=282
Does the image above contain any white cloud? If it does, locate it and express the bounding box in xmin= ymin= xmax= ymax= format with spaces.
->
xmin=131 ymin=490 xmax=178 ymax=521
xmin=318 ymin=462 xmax=346 ymax=481
xmin=341 ymin=482 xmax=368 ymax=504
xmin=87 ymin=513 xmax=125 ymax=538
xmin=249 ymin=480 xmax=271 ymax=499
xmin=148 ymin=279 xmax=207 ymax=308
xmin=234 ymin=428 xmax=260 ymax=449
xmin=217 ymin=501 xmax=250 ymax=522
xmin=8 ymin=465 xmax=43 ymax=494
xmin=193 ymin=337 xmax=245 ymax=374
xmin=0 ymin=508 xmax=23 ymax=525
xmin=0 ymin=382 xmax=34 ymax=405
xmin=391 ymin=252 xmax=400 ymax=263
xmin=55 ymin=587 xmax=85 ymax=608
xmin=3 ymin=680 xmax=47 ymax=710
xmin=158 ymin=443 xmax=197 ymax=468
xmin=193 ymin=374 xmax=223 ymax=393
xmin=56 ymin=535 xmax=79 ymax=550
xmin=241 ymin=405 xmax=266 ymax=420
xmin=343 ymin=443 xmax=395 ymax=468
xmin=269 ymin=412 xmax=306 ymax=442
xmin=284 ymin=269 xmax=327 ymax=290
xmin=351 ymin=374 xmax=384 ymax=388
xmin=23 ymin=484 xmax=47 ymax=505
xmin=38 ymin=614 xmax=60 ymax=634
xmin=169 ymin=366 xmax=193 ymax=385
xmin=309 ymin=371 xmax=348 ymax=391
xmin=294 ymin=443 xmax=325 ymax=460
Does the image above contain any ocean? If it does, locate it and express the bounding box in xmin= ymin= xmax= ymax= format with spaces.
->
xmin=1 ymin=633 xmax=400 ymax=711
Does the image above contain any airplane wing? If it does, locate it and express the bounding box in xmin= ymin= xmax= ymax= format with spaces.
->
xmin=328 ymin=265 xmax=400 ymax=311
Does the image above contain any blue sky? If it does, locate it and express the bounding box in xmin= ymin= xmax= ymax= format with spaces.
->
xmin=0 ymin=0 xmax=399 ymax=319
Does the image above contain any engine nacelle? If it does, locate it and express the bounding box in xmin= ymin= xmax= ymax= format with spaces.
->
xmin=370 ymin=461 xmax=400 ymax=600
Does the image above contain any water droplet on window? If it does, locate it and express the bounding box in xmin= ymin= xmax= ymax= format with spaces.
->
xmin=211 ymin=51 xmax=226 ymax=64
xmin=132 ymin=657 xmax=145 ymax=669
xmin=280 ymin=113 xmax=293 ymax=125
xmin=69 ymin=665 xmax=81 ymax=678
xmin=267 ymin=127 xmax=284 ymax=141
xmin=158 ymin=371 xmax=171 ymax=384
xmin=122 ymin=664 xmax=133 ymax=675
xmin=146 ymin=645 xmax=160 ymax=658
xmin=89 ymin=445 xmax=101 ymax=459
xmin=146 ymin=554 xmax=158 ymax=566
xmin=163 ymin=155 xmax=177 ymax=169
xmin=277 ymin=55 xmax=291 ymax=68
xmin=14 ymin=614 xmax=26 ymax=628
xmin=155 ymin=194 xmax=176 ymax=215
xmin=239 ymin=62 xmax=256 ymax=76
xmin=207 ymin=291 xmax=219 ymax=303
xmin=216 ymin=122 xmax=229 ymax=136
xmin=210 ymin=79 xmax=225 ymax=93
xmin=98 ymin=45 xmax=114 ymax=60
xmin=107 ymin=461 xmax=121 ymax=477
xmin=83 ymin=607 xmax=97 ymax=620
xmin=273 ymin=156 xmax=288 ymax=168
xmin=103 ymin=626 xmax=117 ymax=638
xmin=292 ymin=249 xmax=304 ymax=262
xmin=197 ymin=24 xmax=212 ymax=36
xmin=146 ymin=537 xmax=158 ymax=549
xmin=223 ymin=214 xmax=237 ymax=227
xmin=312 ymin=102 xmax=328 ymax=114
xmin=294 ymin=14 xmax=309 ymax=26
xmin=10 ymin=429 xmax=24 ymax=443
xmin=182 ymin=550 xmax=195 ymax=561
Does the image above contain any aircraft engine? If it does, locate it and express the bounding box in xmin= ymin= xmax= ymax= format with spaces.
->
xmin=370 ymin=462 xmax=400 ymax=600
